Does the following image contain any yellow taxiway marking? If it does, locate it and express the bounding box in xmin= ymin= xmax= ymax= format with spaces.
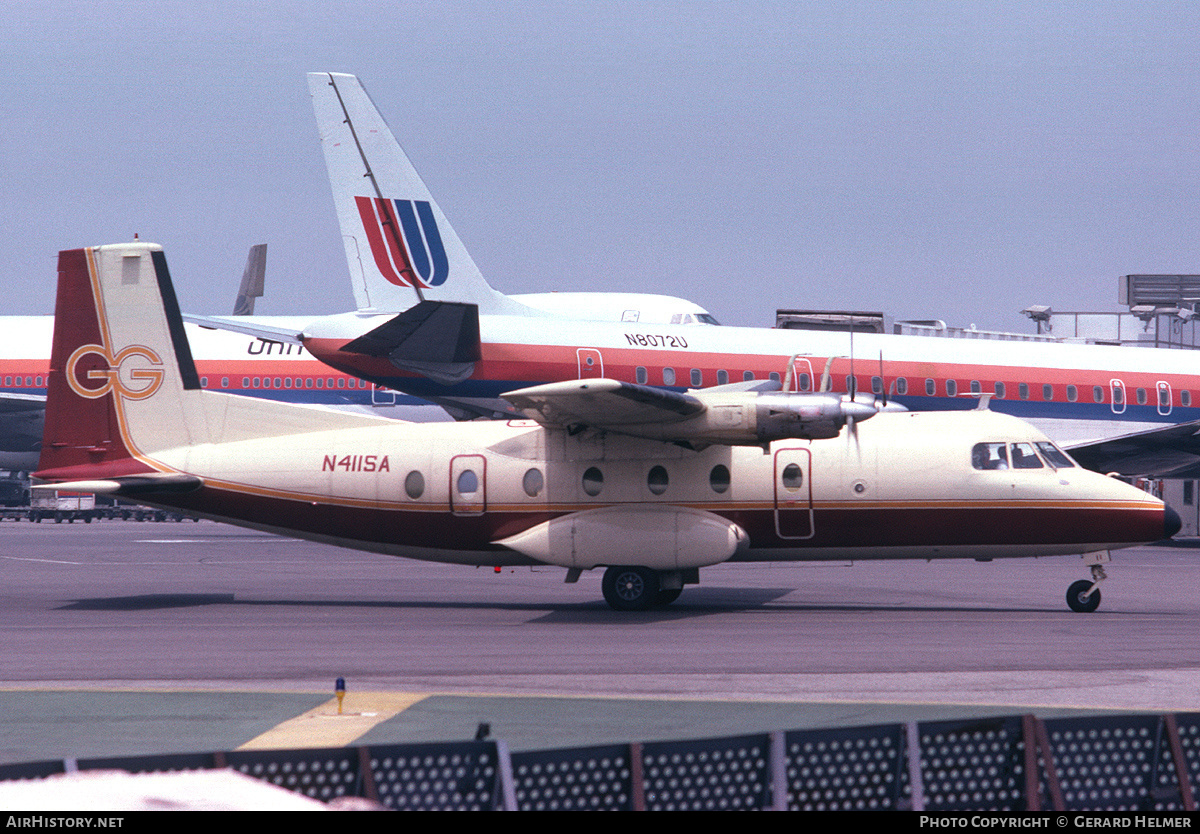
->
xmin=237 ymin=691 xmax=430 ymax=750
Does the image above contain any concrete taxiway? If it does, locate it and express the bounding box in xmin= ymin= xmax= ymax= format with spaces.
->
xmin=1 ymin=519 xmax=1197 ymax=765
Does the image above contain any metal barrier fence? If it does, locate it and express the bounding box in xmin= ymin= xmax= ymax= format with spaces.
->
xmin=1 ymin=711 xmax=1196 ymax=810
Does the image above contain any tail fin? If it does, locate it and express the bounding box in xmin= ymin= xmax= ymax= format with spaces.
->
xmin=308 ymin=72 xmax=523 ymax=315
xmin=38 ymin=243 xmax=389 ymax=483
xmin=38 ymin=244 xmax=203 ymax=480
xmin=231 ymin=243 xmax=267 ymax=315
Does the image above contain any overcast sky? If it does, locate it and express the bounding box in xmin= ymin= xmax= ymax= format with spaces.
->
xmin=3 ymin=1 xmax=1198 ymax=331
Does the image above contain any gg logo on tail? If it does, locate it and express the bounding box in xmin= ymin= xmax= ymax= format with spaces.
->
xmin=65 ymin=343 xmax=165 ymax=401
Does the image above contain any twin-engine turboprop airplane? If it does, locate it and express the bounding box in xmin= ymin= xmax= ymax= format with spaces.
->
xmin=36 ymin=243 xmax=1178 ymax=611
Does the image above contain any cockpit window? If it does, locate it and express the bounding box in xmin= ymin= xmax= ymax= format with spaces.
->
xmin=672 ymin=313 xmax=721 ymax=325
xmin=971 ymin=443 xmax=1009 ymax=470
xmin=1009 ymin=443 xmax=1044 ymax=469
xmin=1034 ymin=441 xmax=1076 ymax=469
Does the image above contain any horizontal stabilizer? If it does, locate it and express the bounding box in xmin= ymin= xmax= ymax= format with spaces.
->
xmin=341 ymin=300 xmax=481 ymax=364
xmin=0 ymin=392 xmax=47 ymax=413
xmin=181 ymin=314 xmax=304 ymax=346
xmin=32 ymin=473 xmax=203 ymax=496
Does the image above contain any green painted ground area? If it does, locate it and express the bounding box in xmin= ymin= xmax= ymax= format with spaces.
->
xmin=0 ymin=689 xmax=1125 ymax=766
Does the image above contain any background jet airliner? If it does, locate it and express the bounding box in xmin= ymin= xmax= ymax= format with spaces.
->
xmin=34 ymin=242 xmax=1176 ymax=611
xmin=232 ymin=72 xmax=1200 ymax=481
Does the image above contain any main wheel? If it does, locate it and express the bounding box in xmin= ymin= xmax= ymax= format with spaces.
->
xmin=1066 ymin=579 xmax=1101 ymax=613
xmin=602 ymin=566 xmax=660 ymax=611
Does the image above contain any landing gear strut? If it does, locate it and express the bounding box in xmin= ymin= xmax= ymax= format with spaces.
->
xmin=1066 ymin=559 xmax=1108 ymax=613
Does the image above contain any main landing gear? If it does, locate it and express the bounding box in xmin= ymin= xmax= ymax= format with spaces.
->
xmin=1065 ymin=554 xmax=1109 ymax=613
xmin=601 ymin=566 xmax=688 ymax=611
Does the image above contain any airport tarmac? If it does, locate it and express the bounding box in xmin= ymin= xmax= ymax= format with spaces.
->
xmin=1 ymin=519 xmax=1197 ymax=765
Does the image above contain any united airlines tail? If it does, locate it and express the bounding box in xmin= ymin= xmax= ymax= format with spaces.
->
xmin=309 ymin=72 xmax=523 ymax=316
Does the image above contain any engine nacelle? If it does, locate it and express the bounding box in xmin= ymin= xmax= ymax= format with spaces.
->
xmin=753 ymin=392 xmax=880 ymax=441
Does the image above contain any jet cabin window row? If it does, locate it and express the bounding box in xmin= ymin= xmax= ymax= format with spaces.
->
xmin=635 ymin=367 xmax=782 ymax=387
xmin=847 ymin=375 xmax=1191 ymax=409
xmin=617 ymin=367 xmax=1193 ymax=409
xmin=196 ymin=376 xmax=371 ymax=391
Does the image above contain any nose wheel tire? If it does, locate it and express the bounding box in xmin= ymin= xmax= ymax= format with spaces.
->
xmin=602 ymin=566 xmax=660 ymax=611
xmin=1066 ymin=579 xmax=1101 ymax=613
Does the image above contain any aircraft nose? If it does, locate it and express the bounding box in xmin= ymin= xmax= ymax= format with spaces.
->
xmin=1163 ymin=504 xmax=1182 ymax=540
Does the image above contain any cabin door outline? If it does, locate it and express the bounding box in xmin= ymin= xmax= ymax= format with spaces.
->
xmin=773 ymin=447 xmax=814 ymax=539
xmin=450 ymin=454 xmax=487 ymax=516
xmin=577 ymin=348 xmax=604 ymax=379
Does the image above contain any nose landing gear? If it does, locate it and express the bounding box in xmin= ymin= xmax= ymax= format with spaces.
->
xmin=1066 ymin=556 xmax=1109 ymax=613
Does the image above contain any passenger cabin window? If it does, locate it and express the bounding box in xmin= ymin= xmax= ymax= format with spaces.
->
xmin=636 ymin=366 xmax=648 ymax=384
xmin=709 ymin=465 xmax=730 ymax=494
xmin=522 ymin=468 xmax=544 ymax=497
xmin=743 ymin=371 xmax=755 ymax=382
xmin=1043 ymin=384 xmax=1053 ymax=401
xmin=582 ymin=467 xmax=604 ymax=497
xmin=1019 ymin=383 xmax=1030 ymax=400
xmin=925 ymin=378 xmax=935 ymax=396
xmin=796 ymin=372 xmax=810 ymax=391
xmin=993 ymin=382 xmax=1005 ymax=399
xmin=647 ymin=465 xmax=669 ymax=495
xmin=690 ymin=369 xmax=702 ymax=387
xmin=456 ymin=470 xmax=479 ymax=494
xmin=1066 ymin=385 xmax=1078 ymax=402
xmin=1093 ymin=386 xmax=1104 ymax=403
xmin=871 ymin=376 xmax=884 ymax=395
xmin=663 ymin=368 xmax=676 ymax=386
xmin=971 ymin=443 xmax=1009 ymax=470
xmin=780 ymin=463 xmax=804 ymax=491
xmin=970 ymin=381 xmax=982 ymax=395
xmin=1184 ymin=390 xmax=1193 ymax=407
xmin=896 ymin=377 xmax=907 ymax=395
xmin=1136 ymin=388 xmax=1147 ymax=405
xmin=404 ymin=471 xmax=425 ymax=499
xmin=718 ymin=370 xmax=729 ymax=386
xmin=946 ymin=379 xmax=958 ymax=397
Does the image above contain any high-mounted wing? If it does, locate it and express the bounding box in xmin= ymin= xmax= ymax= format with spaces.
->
xmin=502 ymin=378 xmax=881 ymax=446
xmin=503 ymin=379 xmax=704 ymax=430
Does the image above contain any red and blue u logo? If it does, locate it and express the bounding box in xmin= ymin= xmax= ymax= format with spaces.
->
xmin=355 ymin=197 xmax=449 ymax=288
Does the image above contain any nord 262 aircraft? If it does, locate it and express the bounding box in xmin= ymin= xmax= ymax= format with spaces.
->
xmin=224 ymin=72 xmax=1200 ymax=481
xmin=33 ymin=242 xmax=1178 ymax=611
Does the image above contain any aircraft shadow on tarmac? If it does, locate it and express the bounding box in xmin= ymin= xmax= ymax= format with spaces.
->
xmin=51 ymin=588 xmax=1136 ymax=620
